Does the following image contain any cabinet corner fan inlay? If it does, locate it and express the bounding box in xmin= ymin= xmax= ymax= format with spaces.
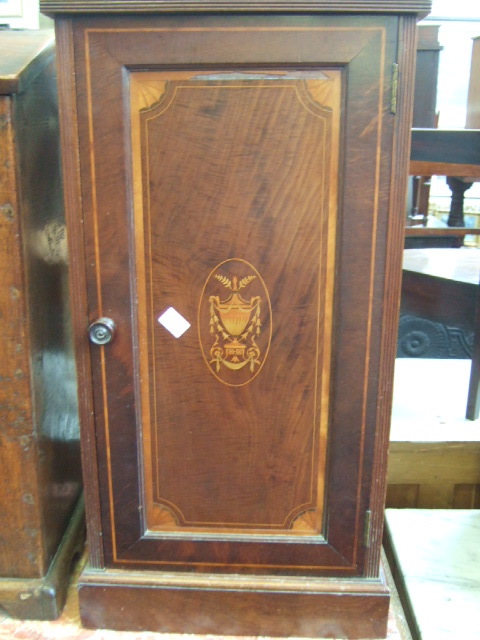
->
xmin=42 ymin=0 xmax=430 ymax=636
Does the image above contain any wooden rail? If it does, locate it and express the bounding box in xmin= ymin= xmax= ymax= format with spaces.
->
xmin=405 ymin=227 xmax=480 ymax=236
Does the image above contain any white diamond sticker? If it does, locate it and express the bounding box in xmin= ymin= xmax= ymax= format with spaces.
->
xmin=158 ymin=307 xmax=191 ymax=338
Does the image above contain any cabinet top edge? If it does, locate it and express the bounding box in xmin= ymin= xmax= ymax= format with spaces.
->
xmin=40 ymin=0 xmax=432 ymax=19
xmin=0 ymin=30 xmax=55 ymax=95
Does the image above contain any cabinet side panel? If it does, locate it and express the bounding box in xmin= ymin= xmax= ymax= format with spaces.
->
xmin=14 ymin=50 xmax=82 ymax=574
xmin=0 ymin=98 xmax=44 ymax=578
xmin=365 ymin=14 xmax=418 ymax=577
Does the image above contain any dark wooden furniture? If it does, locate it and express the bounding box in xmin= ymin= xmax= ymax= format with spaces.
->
xmin=41 ymin=1 xmax=430 ymax=637
xmin=412 ymin=26 xmax=441 ymax=130
xmin=407 ymin=129 xmax=480 ymax=248
xmin=410 ymin=129 xmax=480 ymax=178
xmin=409 ymin=38 xmax=480 ymax=234
xmin=0 ymin=30 xmax=84 ymax=619
xmin=408 ymin=25 xmax=441 ymax=226
xmin=399 ymin=248 xmax=480 ymax=419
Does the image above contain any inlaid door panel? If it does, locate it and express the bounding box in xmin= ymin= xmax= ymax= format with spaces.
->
xmin=130 ymin=70 xmax=340 ymax=536
xmin=71 ymin=14 xmax=399 ymax=575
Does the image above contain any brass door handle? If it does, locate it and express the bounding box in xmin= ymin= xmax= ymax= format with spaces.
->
xmin=88 ymin=317 xmax=116 ymax=345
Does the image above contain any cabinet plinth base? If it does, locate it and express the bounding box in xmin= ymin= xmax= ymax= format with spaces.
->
xmin=78 ymin=561 xmax=390 ymax=639
xmin=0 ymin=495 xmax=85 ymax=620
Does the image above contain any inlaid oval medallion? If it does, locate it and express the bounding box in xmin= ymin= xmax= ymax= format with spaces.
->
xmin=198 ymin=258 xmax=272 ymax=386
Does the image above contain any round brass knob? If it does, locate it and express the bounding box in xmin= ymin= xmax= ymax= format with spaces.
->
xmin=88 ymin=317 xmax=116 ymax=345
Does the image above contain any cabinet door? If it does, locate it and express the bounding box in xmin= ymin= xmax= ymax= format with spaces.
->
xmin=68 ymin=14 xmax=402 ymax=575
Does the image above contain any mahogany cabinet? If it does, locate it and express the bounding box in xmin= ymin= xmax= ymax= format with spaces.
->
xmin=0 ymin=30 xmax=83 ymax=619
xmin=41 ymin=1 xmax=430 ymax=636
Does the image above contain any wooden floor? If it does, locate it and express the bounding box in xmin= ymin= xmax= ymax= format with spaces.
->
xmin=385 ymin=509 xmax=480 ymax=640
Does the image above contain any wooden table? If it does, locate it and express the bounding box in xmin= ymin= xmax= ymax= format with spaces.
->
xmin=408 ymin=129 xmax=480 ymax=246
xmin=403 ymin=248 xmax=480 ymax=286
xmin=384 ymin=509 xmax=480 ymax=640
xmin=410 ymin=129 xmax=480 ymax=179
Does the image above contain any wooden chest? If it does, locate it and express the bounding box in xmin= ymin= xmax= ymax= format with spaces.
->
xmin=41 ymin=1 xmax=430 ymax=636
xmin=0 ymin=30 xmax=83 ymax=619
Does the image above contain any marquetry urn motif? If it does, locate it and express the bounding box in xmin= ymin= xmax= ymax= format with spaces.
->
xmin=199 ymin=258 xmax=272 ymax=386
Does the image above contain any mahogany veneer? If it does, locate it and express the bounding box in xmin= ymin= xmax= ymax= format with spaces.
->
xmin=42 ymin=1 xmax=430 ymax=636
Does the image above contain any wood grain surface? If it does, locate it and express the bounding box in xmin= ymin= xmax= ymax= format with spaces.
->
xmin=1 ymin=548 xmax=413 ymax=640
xmin=78 ymin=563 xmax=390 ymax=638
xmin=60 ymin=13 xmax=395 ymax=571
xmin=0 ymin=30 xmax=82 ymax=615
xmin=41 ymin=0 xmax=432 ymax=17
xmin=52 ymin=10 xmax=413 ymax=584
xmin=130 ymin=70 xmax=340 ymax=535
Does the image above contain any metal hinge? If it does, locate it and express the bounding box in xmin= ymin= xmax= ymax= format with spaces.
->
xmin=391 ymin=63 xmax=399 ymax=115
xmin=364 ymin=509 xmax=372 ymax=548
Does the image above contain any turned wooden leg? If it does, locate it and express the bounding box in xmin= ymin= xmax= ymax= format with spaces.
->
xmin=446 ymin=176 xmax=473 ymax=226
